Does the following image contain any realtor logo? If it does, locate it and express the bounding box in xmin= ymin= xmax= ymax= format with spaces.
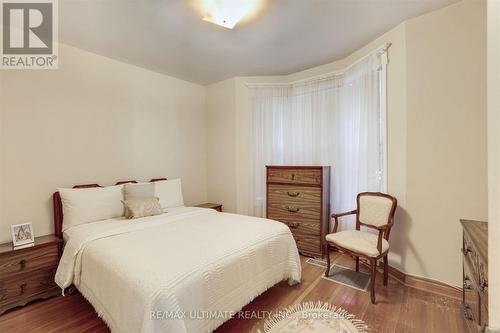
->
xmin=1 ymin=0 xmax=58 ymax=69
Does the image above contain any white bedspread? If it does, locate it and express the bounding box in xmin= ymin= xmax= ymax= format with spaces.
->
xmin=55 ymin=207 xmax=301 ymax=333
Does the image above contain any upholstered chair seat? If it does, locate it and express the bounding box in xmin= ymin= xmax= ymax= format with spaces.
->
xmin=324 ymin=192 xmax=397 ymax=304
xmin=325 ymin=230 xmax=389 ymax=257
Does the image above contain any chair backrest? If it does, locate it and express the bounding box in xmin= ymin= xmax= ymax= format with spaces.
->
xmin=356 ymin=192 xmax=397 ymax=239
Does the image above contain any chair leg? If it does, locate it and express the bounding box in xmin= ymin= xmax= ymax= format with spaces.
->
xmin=370 ymin=258 xmax=376 ymax=304
xmin=383 ymin=255 xmax=388 ymax=286
xmin=355 ymin=256 xmax=359 ymax=272
xmin=325 ymin=244 xmax=331 ymax=277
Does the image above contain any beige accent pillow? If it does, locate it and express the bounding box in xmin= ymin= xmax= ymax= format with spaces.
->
xmin=122 ymin=197 xmax=162 ymax=219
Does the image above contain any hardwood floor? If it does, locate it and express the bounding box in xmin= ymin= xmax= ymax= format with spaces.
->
xmin=0 ymin=253 xmax=466 ymax=333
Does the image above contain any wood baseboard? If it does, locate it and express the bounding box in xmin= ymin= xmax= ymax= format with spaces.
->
xmin=387 ymin=265 xmax=462 ymax=300
xmin=358 ymin=258 xmax=462 ymax=300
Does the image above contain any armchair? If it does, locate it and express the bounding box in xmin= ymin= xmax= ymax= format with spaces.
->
xmin=325 ymin=192 xmax=397 ymax=304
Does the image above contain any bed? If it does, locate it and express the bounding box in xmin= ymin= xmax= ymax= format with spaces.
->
xmin=53 ymin=180 xmax=301 ymax=333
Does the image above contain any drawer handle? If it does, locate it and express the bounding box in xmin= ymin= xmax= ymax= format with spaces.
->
xmin=463 ymin=277 xmax=472 ymax=290
xmin=20 ymin=282 xmax=27 ymax=294
xmin=289 ymin=222 xmax=300 ymax=228
xmin=291 ymin=173 xmax=295 ymax=180
xmin=19 ymin=259 xmax=27 ymax=269
xmin=463 ymin=304 xmax=473 ymax=321
xmin=480 ymin=280 xmax=488 ymax=291
xmin=287 ymin=206 xmax=300 ymax=213
xmin=287 ymin=191 xmax=300 ymax=197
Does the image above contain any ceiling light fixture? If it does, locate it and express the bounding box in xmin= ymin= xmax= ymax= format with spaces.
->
xmin=201 ymin=0 xmax=262 ymax=29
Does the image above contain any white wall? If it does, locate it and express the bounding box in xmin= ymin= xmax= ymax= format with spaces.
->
xmin=206 ymin=0 xmax=487 ymax=287
xmin=0 ymin=43 xmax=208 ymax=243
xmin=404 ymin=0 xmax=487 ymax=287
xmin=206 ymin=78 xmax=238 ymax=212
xmin=487 ymin=0 xmax=500 ymax=329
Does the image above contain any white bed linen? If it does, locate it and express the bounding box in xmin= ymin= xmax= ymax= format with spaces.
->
xmin=55 ymin=207 xmax=301 ymax=333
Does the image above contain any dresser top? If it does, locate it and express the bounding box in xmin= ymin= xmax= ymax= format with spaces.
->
xmin=460 ymin=219 xmax=487 ymax=263
xmin=266 ymin=165 xmax=330 ymax=169
xmin=0 ymin=234 xmax=61 ymax=255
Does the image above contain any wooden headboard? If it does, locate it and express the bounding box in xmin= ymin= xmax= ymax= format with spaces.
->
xmin=52 ymin=178 xmax=167 ymax=239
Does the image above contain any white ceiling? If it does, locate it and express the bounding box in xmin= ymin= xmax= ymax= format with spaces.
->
xmin=60 ymin=0 xmax=458 ymax=85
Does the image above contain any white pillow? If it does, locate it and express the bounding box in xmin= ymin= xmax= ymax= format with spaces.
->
xmin=59 ymin=185 xmax=124 ymax=231
xmin=154 ymin=179 xmax=184 ymax=209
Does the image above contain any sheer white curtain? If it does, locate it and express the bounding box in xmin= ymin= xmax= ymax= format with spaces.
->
xmin=249 ymin=51 xmax=386 ymax=230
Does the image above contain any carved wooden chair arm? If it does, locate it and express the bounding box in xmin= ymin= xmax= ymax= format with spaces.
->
xmin=331 ymin=210 xmax=357 ymax=219
xmin=330 ymin=209 xmax=357 ymax=233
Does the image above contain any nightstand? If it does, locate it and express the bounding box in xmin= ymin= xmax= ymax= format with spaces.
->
xmin=195 ymin=203 xmax=223 ymax=212
xmin=0 ymin=235 xmax=62 ymax=314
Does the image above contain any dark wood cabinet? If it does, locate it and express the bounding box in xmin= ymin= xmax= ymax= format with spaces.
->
xmin=461 ymin=219 xmax=488 ymax=333
xmin=266 ymin=166 xmax=330 ymax=257
xmin=0 ymin=235 xmax=61 ymax=314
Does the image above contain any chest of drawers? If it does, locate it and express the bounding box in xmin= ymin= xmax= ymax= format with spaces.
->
xmin=0 ymin=235 xmax=61 ymax=314
xmin=461 ymin=219 xmax=488 ymax=333
xmin=266 ymin=166 xmax=330 ymax=257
